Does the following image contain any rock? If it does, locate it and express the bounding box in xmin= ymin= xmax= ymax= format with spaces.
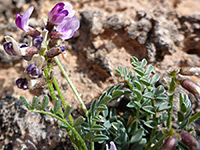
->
xmin=0 ymin=96 xmax=73 ymax=149
xmin=179 ymin=14 xmax=200 ymax=55
xmin=103 ymin=14 xmax=128 ymax=30
xmin=80 ymin=10 xmax=105 ymax=35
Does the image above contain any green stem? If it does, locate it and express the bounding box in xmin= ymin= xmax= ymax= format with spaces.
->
xmin=189 ymin=112 xmax=200 ymax=125
xmin=44 ymin=67 xmax=57 ymax=103
xmin=167 ymin=73 xmax=176 ymax=129
xmin=53 ymin=77 xmax=74 ymax=126
xmin=53 ymin=77 xmax=67 ymax=108
xmin=54 ymin=57 xmax=88 ymax=116
xmin=43 ymin=66 xmax=64 ymax=116
xmin=31 ymin=110 xmax=88 ymax=150
xmin=91 ymin=142 xmax=94 ymax=150
xmin=167 ymin=94 xmax=174 ymax=129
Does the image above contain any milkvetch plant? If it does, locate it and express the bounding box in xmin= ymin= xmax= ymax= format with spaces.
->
xmin=3 ymin=2 xmax=200 ymax=150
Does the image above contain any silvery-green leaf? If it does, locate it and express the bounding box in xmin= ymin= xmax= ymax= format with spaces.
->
xmin=54 ymin=99 xmax=61 ymax=113
xmin=74 ymin=116 xmax=86 ymax=127
xmin=64 ymin=105 xmax=73 ymax=118
xmin=130 ymin=129 xmax=144 ymax=143
xmin=91 ymin=125 xmax=105 ymax=131
xmin=42 ymin=95 xmax=49 ymax=110
xmin=134 ymin=67 xmax=144 ymax=76
xmin=154 ymin=85 xmax=165 ymax=96
xmin=134 ymin=80 xmax=142 ymax=91
xmin=133 ymin=89 xmax=142 ymax=100
xmin=97 ymin=104 xmax=108 ymax=111
xmin=158 ymin=102 xmax=171 ymax=111
xmin=133 ymin=101 xmax=142 ymax=109
xmin=20 ymin=96 xmax=31 ymax=110
xmin=145 ymin=64 xmax=154 ymax=75
xmin=131 ymin=56 xmax=139 ymax=64
xmin=142 ymin=106 xmax=155 ymax=114
xmin=90 ymin=99 xmax=97 ymax=117
xmin=102 ymin=95 xmax=112 ymax=104
xmin=150 ymin=74 xmax=160 ymax=84
xmin=91 ymin=134 xmax=109 ymax=142
xmin=140 ymin=77 xmax=150 ymax=86
xmin=144 ymin=120 xmax=156 ymax=128
xmin=32 ymin=96 xmax=39 ymax=110
xmin=143 ymin=92 xmax=154 ymax=99
xmin=156 ymin=94 xmax=168 ymax=100
xmin=112 ymin=90 xmax=124 ymax=99
xmin=178 ymin=111 xmax=185 ymax=122
xmin=140 ymin=59 xmax=147 ymax=68
xmin=115 ymin=83 xmax=124 ymax=90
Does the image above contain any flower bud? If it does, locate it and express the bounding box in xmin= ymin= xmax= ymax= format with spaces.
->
xmin=24 ymin=46 xmax=38 ymax=56
xmin=162 ymin=136 xmax=177 ymax=150
xmin=26 ymin=28 xmax=41 ymax=37
xmin=16 ymin=78 xmax=28 ymax=90
xmin=49 ymin=30 xmax=63 ymax=39
xmin=179 ymin=131 xmax=200 ymax=150
xmin=46 ymin=46 xmax=66 ymax=58
xmin=32 ymin=35 xmax=43 ymax=50
xmin=179 ymin=78 xmax=200 ymax=101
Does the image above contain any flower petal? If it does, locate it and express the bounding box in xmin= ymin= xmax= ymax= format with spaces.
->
xmin=4 ymin=36 xmax=21 ymax=55
xmin=15 ymin=6 xmax=34 ymax=32
xmin=57 ymin=17 xmax=80 ymax=40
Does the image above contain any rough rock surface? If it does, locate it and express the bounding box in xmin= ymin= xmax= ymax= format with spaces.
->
xmin=0 ymin=96 xmax=72 ymax=150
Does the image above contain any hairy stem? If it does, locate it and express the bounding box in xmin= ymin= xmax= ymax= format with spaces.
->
xmin=167 ymin=94 xmax=174 ymax=129
xmin=54 ymin=57 xmax=88 ymax=116
xmin=53 ymin=77 xmax=74 ymax=126
xmin=44 ymin=67 xmax=57 ymax=103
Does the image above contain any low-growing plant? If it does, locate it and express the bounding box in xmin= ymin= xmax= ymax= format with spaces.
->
xmin=2 ymin=2 xmax=200 ymax=150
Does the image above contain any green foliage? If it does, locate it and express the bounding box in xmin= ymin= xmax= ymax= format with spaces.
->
xmin=19 ymin=56 xmax=200 ymax=150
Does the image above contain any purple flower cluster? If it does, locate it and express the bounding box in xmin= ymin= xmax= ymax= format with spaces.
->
xmin=3 ymin=2 xmax=80 ymax=90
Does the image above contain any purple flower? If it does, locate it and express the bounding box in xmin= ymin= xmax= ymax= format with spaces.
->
xmin=106 ymin=141 xmax=117 ymax=150
xmin=32 ymin=36 xmax=43 ymax=50
xmin=15 ymin=6 xmax=34 ymax=32
xmin=16 ymin=78 xmax=28 ymax=90
xmin=3 ymin=42 xmax=16 ymax=55
xmin=26 ymin=63 xmax=40 ymax=76
xmin=30 ymin=54 xmax=46 ymax=72
xmin=56 ymin=17 xmax=80 ymax=40
xmin=48 ymin=2 xmax=75 ymax=25
xmin=4 ymin=36 xmax=38 ymax=57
